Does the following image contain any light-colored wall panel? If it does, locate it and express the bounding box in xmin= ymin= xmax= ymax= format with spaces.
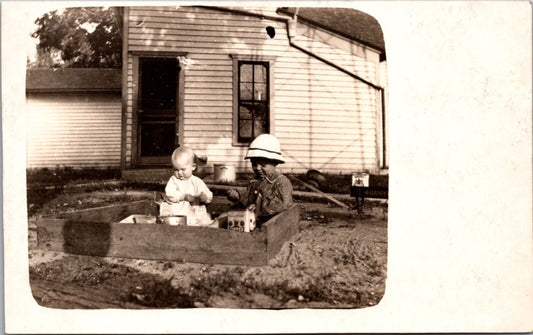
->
xmin=26 ymin=92 xmax=122 ymax=169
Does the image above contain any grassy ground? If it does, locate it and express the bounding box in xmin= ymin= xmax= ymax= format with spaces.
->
xmin=26 ymin=167 xmax=361 ymax=193
xmin=26 ymin=167 xmax=359 ymax=216
xmin=27 ymin=167 xmax=121 ymax=185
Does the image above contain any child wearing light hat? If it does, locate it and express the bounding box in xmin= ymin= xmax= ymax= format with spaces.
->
xmin=161 ymin=146 xmax=213 ymax=226
xmin=227 ymin=134 xmax=293 ymax=220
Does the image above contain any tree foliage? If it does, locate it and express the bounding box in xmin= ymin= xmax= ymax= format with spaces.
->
xmin=31 ymin=7 xmax=122 ymax=68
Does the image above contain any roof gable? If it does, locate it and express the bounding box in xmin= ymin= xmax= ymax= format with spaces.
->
xmin=277 ymin=7 xmax=385 ymax=54
xmin=26 ymin=68 xmax=122 ymax=92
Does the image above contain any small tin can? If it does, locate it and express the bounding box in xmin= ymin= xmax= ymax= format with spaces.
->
xmin=159 ymin=215 xmax=187 ymax=226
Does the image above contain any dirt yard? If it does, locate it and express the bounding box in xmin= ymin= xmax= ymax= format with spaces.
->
xmin=28 ymin=185 xmax=388 ymax=309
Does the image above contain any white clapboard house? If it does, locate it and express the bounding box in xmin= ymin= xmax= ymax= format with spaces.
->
xmin=26 ymin=6 xmax=388 ymax=177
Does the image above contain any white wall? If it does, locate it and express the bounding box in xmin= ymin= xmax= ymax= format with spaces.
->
xmin=26 ymin=92 xmax=122 ymax=168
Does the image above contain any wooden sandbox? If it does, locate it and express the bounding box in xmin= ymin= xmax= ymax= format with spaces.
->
xmin=35 ymin=200 xmax=299 ymax=266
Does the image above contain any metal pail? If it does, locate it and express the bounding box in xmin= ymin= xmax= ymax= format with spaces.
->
xmin=213 ymin=164 xmax=236 ymax=183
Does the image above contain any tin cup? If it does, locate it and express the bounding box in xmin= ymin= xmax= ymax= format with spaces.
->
xmin=160 ymin=215 xmax=187 ymax=226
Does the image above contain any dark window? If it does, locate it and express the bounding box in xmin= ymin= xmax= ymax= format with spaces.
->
xmin=237 ymin=61 xmax=269 ymax=142
xmin=140 ymin=58 xmax=177 ymax=114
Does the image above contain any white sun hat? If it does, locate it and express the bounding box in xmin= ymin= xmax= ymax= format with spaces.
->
xmin=245 ymin=134 xmax=285 ymax=163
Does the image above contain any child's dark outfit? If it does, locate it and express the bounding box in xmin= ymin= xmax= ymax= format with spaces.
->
xmin=236 ymin=170 xmax=293 ymax=219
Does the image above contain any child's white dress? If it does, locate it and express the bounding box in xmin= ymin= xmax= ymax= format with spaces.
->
xmin=161 ymin=175 xmax=213 ymax=226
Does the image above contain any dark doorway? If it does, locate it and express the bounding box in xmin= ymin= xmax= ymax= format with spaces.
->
xmin=138 ymin=57 xmax=179 ymax=165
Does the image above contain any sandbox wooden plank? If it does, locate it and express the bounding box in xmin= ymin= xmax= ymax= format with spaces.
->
xmin=57 ymin=200 xmax=158 ymax=222
xmin=37 ymin=220 xmax=268 ymax=265
xmin=265 ymin=205 xmax=300 ymax=262
xmin=36 ymin=201 xmax=299 ymax=266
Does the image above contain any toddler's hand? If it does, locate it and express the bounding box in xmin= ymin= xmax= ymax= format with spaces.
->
xmin=227 ymin=189 xmax=240 ymax=201
xmin=183 ymin=194 xmax=195 ymax=203
xmin=246 ymin=204 xmax=256 ymax=211
xmin=198 ymin=192 xmax=209 ymax=203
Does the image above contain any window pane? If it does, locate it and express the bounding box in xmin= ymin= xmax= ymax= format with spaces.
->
xmin=239 ymin=120 xmax=252 ymax=140
xmin=253 ymin=103 xmax=267 ymax=119
xmin=253 ymin=119 xmax=266 ymax=138
xmin=239 ymin=82 xmax=253 ymax=100
xmin=240 ymin=64 xmax=253 ymax=83
xmin=239 ymin=105 xmax=253 ymax=119
xmin=140 ymin=123 xmax=175 ymax=156
xmin=140 ymin=58 xmax=178 ymax=111
xmin=254 ymin=64 xmax=267 ymax=83
xmin=253 ymin=83 xmax=267 ymax=101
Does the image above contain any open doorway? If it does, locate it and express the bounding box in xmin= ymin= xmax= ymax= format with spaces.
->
xmin=137 ymin=57 xmax=180 ymax=165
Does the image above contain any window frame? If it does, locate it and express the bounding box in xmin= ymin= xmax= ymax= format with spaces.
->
xmin=231 ymin=54 xmax=276 ymax=146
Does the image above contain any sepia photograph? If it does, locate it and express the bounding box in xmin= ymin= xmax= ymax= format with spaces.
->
xmin=3 ymin=1 xmax=532 ymax=333
xmin=25 ymin=5 xmax=389 ymax=310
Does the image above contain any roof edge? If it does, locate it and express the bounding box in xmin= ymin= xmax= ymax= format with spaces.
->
xmin=194 ymin=6 xmax=287 ymax=23
xmin=276 ymin=7 xmax=386 ymax=56
xmin=26 ymin=68 xmax=122 ymax=91
xmin=26 ymin=88 xmax=122 ymax=93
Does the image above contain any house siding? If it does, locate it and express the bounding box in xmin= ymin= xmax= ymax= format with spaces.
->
xmin=125 ymin=6 xmax=380 ymax=173
xmin=26 ymin=92 xmax=122 ymax=168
